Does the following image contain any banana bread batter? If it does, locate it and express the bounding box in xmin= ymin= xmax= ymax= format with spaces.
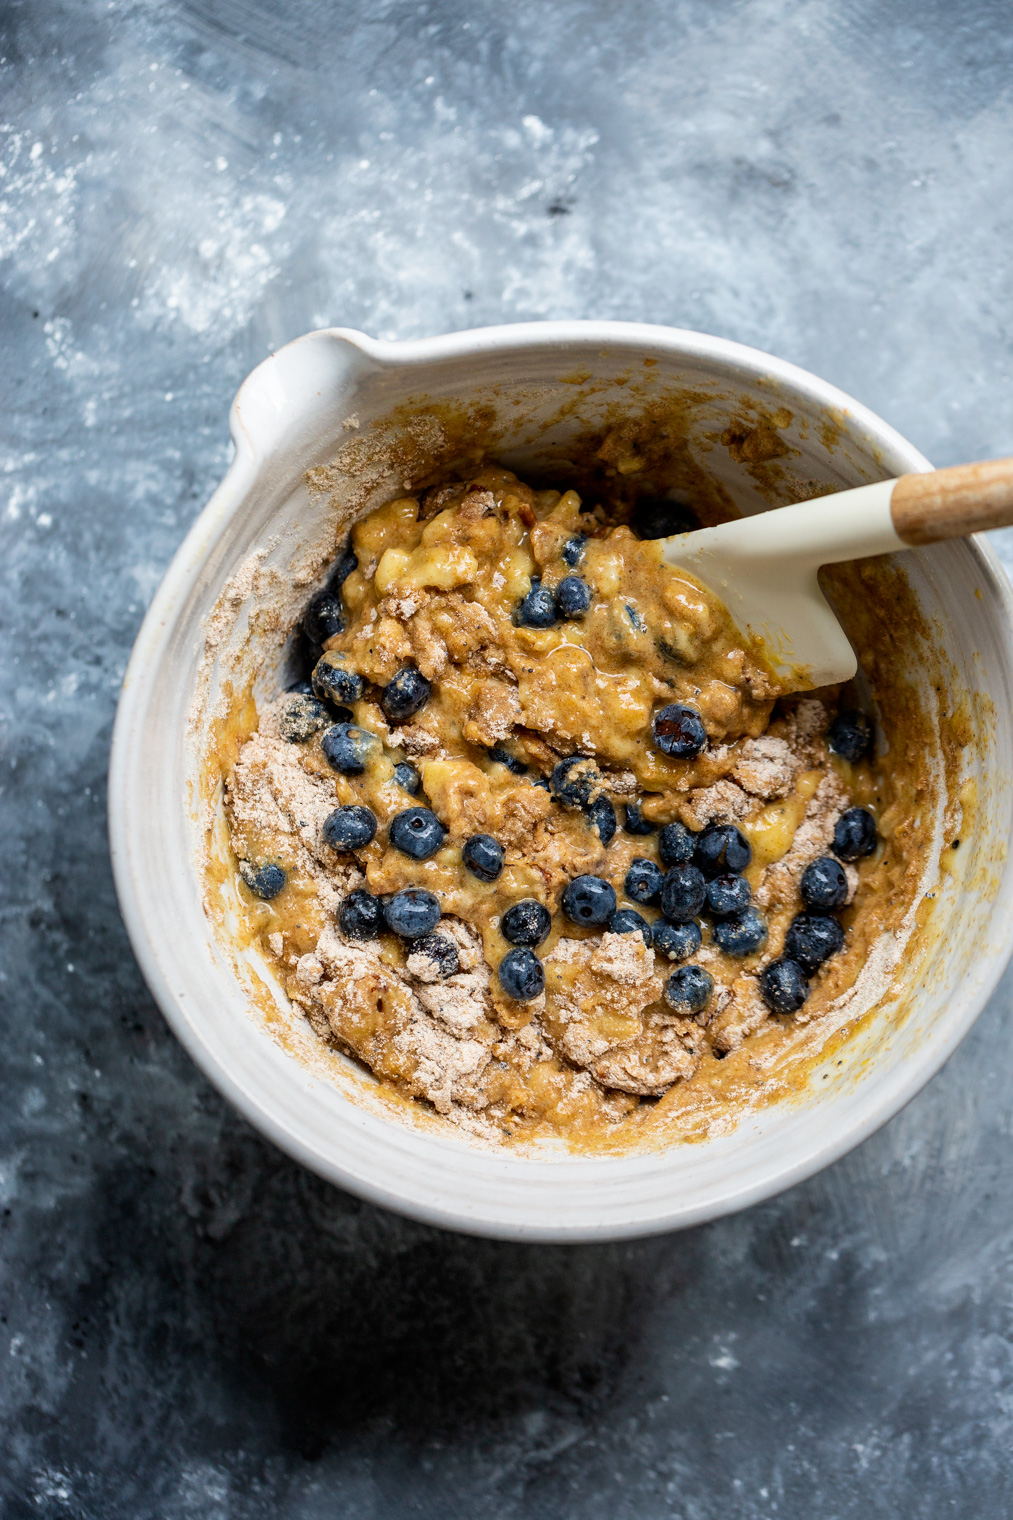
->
xmin=222 ymin=468 xmax=910 ymax=1145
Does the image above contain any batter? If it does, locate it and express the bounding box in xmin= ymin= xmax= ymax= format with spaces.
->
xmin=222 ymin=468 xmax=906 ymax=1144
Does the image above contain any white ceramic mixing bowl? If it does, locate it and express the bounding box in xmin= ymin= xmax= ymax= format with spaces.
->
xmin=109 ymin=321 xmax=1013 ymax=1241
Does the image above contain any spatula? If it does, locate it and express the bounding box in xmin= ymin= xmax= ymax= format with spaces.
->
xmin=662 ymin=456 xmax=1013 ymax=690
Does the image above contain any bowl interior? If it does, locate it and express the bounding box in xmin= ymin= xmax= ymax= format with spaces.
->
xmin=111 ymin=324 xmax=1013 ymax=1240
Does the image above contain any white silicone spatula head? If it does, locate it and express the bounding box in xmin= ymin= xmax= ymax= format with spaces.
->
xmin=662 ymin=457 xmax=1013 ymax=690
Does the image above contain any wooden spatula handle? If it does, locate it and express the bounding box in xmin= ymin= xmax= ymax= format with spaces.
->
xmin=891 ymin=456 xmax=1013 ymax=545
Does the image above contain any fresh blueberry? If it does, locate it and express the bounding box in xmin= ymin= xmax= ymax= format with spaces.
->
xmin=312 ymin=658 xmax=365 ymax=707
xmin=550 ymin=756 xmax=601 ymax=810
xmin=829 ymin=710 xmax=873 ymax=763
xmin=652 ymin=920 xmax=702 ymax=963
xmin=556 ymin=575 xmax=592 ymax=619
xmin=561 ymin=875 xmax=617 ymax=927
xmin=321 ymin=723 xmax=378 ymax=776
xmin=322 ymin=804 xmax=378 ymax=852
xmin=664 ymin=964 xmax=714 ymax=1014
xmin=759 ymin=958 xmax=809 ymax=1015
xmin=561 ymin=534 xmax=587 ymax=566
xmin=515 ymin=578 xmax=558 ymax=628
xmin=383 ymin=888 xmax=441 ymax=939
xmin=393 ymin=761 xmax=422 ymax=795
xmin=624 ymin=800 xmax=656 ymax=835
xmin=409 ymin=933 xmax=460 ymax=979
xmin=531 ymin=777 xmax=551 ymax=791
xmin=705 ymin=873 xmax=752 ymax=919
xmin=833 ymin=807 xmax=878 ymax=862
xmin=632 ymin=497 xmax=699 ymax=540
xmin=713 ymin=908 xmax=768 ymax=957
xmin=784 ymin=912 xmax=846 ymax=976
xmin=239 ymin=862 xmax=286 ymax=900
xmin=588 ymin=795 xmax=617 ymax=846
xmin=501 ymin=899 xmax=551 ymax=947
xmin=279 ymin=692 xmax=330 ymax=743
xmin=659 ymin=820 xmax=696 ymax=866
xmin=328 ymin=542 xmax=358 ymax=588
xmin=652 ymin=703 xmax=707 ymax=758
xmin=338 ymin=889 xmax=384 ymax=940
xmin=800 ymin=855 xmax=848 ymax=910
xmin=381 ymin=667 xmax=432 ymax=723
xmin=303 ymin=589 xmax=345 ymax=646
xmin=694 ymin=824 xmax=752 ymax=878
xmin=389 ymin=806 xmax=447 ymax=860
xmin=463 ymin=833 xmax=505 ymax=883
xmin=660 ymin=864 xmax=707 ymax=923
xmin=488 ymin=746 xmax=527 ymax=774
xmin=609 ymin=908 xmax=652 ymax=942
xmin=624 ymin=857 xmax=665 ymax=904
xmin=498 ymin=947 xmax=545 ymax=1001
xmin=287 ymin=678 xmax=315 ymax=697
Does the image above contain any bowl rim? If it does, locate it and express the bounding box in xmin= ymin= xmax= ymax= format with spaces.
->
xmin=109 ymin=319 xmax=1013 ymax=1240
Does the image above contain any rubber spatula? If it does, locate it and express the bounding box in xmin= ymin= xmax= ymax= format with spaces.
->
xmin=662 ymin=456 xmax=1013 ymax=690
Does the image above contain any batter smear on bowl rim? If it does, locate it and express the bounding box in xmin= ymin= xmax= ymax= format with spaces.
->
xmin=222 ymin=466 xmax=923 ymax=1145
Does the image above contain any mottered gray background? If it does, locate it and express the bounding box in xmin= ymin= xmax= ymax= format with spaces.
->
xmin=3 ymin=0 xmax=1013 ymax=1514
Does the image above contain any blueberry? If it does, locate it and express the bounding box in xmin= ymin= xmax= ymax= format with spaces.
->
xmin=652 ymin=703 xmax=707 ymax=758
xmin=409 ymin=933 xmax=459 ymax=979
xmin=660 ymin=864 xmax=707 ymax=923
xmin=239 ymin=861 xmax=286 ymax=900
xmin=322 ymin=805 xmax=377 ymax=852
xmin=705 ymin=873 xmax=752 ymax=918
xmin=463 ymin=833 xmax=505 ymax=883
xmin=389 ymin=806 xmax=447 ymax=860
xmin=713 ymin=908 xmax=768 ymax=957
xmin=393 ymin=761 xmax=422 ymax=795
xmin=550 ymin=756 xmax=602 ymax=810
xmin=759 ymin=958 xmax=809 ymax=1015
xmin=784 ymin=912 xmax=846 ymax=976
xmin=609 ymin=908 xmax=652 ymax=942
xmin=659 ymin=820 xmax=696 ymax=866
xmin=321 ymin=723 xmax=378 ymax=776
xmin=556 ymin=575 xmax=592 ymax=619
xmin=829 ymin=709 xmax=873 ymax=764
xmin=561 ymin=875 xmax=617 ymax=927
xmin=632 ymin=497 xmax=699 ymax=540
xmin=501 ymin=899 xmax=551 ymax=947
xmin=515 ymin=578 xmax=558 ymax=628
xmin=279 ymin=692 xmax=330 ymax=743
xmin=531 ymin=776 xmax=551 ymax=791
xmin=488 ymin=746 xmax=527 ymax=775
xmin=624 ymin=800 xmax=656 ymax=835
xmin=800 ymin=855 xmax=848 ymax=910
xmin=664 ymin=964 xmax=714 ymax=1014
xmin=338 ymin=888 xmax=384 ymax=940
xmin=381 ymin=667 xmax=432 ymax=723
xmin=624 ymin=858 xmax=664 ymax=905
xmin=383 ymin=888 xmax=441 ymax=939
xmin=695 ymin=824 xmax=752 ymax=878
xmin=328 ymin=542 xmax=358 ymax=588
xmin=833 ymin=807 xmax=878 ymax=862
xmin=625 ymin=602 xmax=647 ymax=633
xmin=287 ymin=678 xmax=315 ymax=697
xmin=588 ymin=795 xmax=617 ymax=846
xmin=498 ymin=947 xmax=546 ymax=1001
xmin=561 ymin=534 xmax=587 ymax=566
xmin=303 ymin=590 xmax=345 ymax=645
xmin=312 ymin=658 xmax=365 ymax=707
xmin=652 ymin=920 xmax=702 ymax=963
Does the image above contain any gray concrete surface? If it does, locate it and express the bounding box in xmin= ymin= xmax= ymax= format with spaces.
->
xmin=4 ymin=0 xmax=1013 ymax=1513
